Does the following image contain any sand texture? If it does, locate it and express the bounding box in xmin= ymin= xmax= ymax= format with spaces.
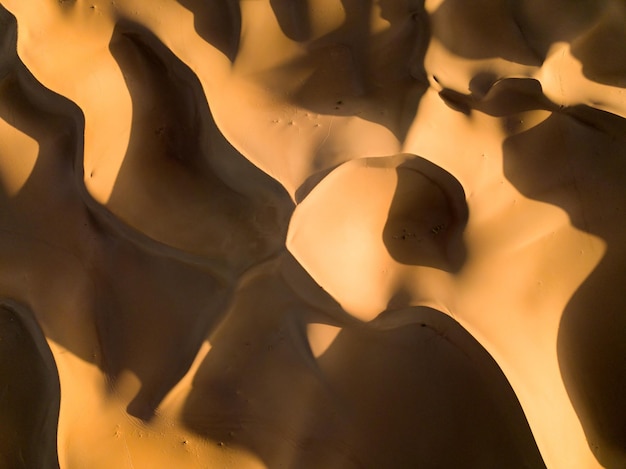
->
xmin=0 ymin=0 xmax=625 ymax=468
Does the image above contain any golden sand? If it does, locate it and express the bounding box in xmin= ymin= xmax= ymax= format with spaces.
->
xmin=0 ymin=1 xmax=624 ymax=467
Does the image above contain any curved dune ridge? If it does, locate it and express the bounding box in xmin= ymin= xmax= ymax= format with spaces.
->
xmin=0 ymin=1 xmax=624 ymax=468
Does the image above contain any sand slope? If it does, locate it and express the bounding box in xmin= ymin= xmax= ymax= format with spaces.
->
xmin=0 ymin=1 xmax=625 ymax=468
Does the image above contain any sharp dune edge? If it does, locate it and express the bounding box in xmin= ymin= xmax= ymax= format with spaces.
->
xmin=0 ymin=0 xmax=624 ymax=468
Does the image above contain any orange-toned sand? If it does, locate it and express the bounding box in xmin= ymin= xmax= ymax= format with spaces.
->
xmin=0 ymin=1 xmax=625 ymax=468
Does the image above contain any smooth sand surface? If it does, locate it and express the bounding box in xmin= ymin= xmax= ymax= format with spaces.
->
xmin=0 ymin=1 xmax=624 ymax=468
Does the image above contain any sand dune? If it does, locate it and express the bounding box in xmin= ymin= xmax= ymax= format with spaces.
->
xmin=0 ymin=1 xmax=625 ymax=468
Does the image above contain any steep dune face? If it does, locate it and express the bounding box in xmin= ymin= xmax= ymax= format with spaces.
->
xmin=0 ymin=1 xmax=624 ymax=468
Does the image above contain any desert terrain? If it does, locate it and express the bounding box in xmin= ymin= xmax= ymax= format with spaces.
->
xmin=0 ymin=1 xmax=625 ymax=468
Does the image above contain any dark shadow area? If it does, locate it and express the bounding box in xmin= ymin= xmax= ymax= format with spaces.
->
xmin=569 ymin=12 xmax=626 ymax=88
xmin=181 ymin=257 xmax=546 ymax=468
xmin=500 ymin=86 xmax=626 ymax=467
xmin=107 ymin=20 xmax=293 ymax=272
xmin=306 ymin=0 xmax=373 ymax=91
xmin=318 ymin=305 xmax=547 ymax=468
xmin=270 ymin=0 xmax=311 ymax=42
xmin=429 ymin=0 xmax=543 ymax=65
xmin=383 ymin=154 xmax=468 ymax=272
xmin=0 ymin=302 xmax=60 ymax=469
xmin=299 ymin=0 xmax=429 ymax=143
xmin=175 ymin=0 xmax=241 ymax=61
xmin=433 ymin=0 xmax=626 ymax=88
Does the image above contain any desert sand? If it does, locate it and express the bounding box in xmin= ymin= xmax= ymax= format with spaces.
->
xmin=0 ymin=0 xmax=624 ymax=468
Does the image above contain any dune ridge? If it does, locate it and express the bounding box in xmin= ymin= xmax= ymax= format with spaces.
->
xmin=0 ymin=1 xmax=625 ymax=468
